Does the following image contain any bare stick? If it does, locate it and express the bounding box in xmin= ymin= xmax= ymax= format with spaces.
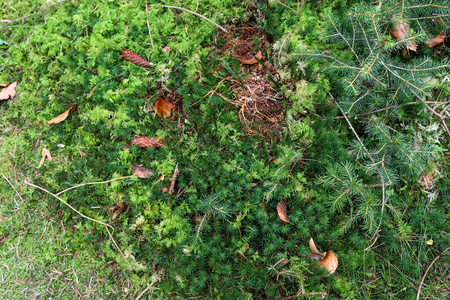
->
xmin=105 ymin=226 xmax=126 ymax=259
xmin=0 ymin=0 xmax=69 ymax=30
xmin=1 ymin=173 xmax=26 ymax=204
xmin=55 ymin=176 xmax=133 ymax=196
xmin=416 ymin=246 xmax=450 ymax=300
xmin=24 ymin=180 xmax=113 ymax=229
xmin=159 ymin=5 xmax=228 ymax=33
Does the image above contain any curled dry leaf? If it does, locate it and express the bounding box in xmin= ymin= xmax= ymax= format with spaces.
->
xmin=424 ymin=32 xmax=445 ymax=48
xmin=38 ymin=147 xmax=52 ymax=168
xmin=154 ymin=98 xmax=175 ymax=118
xmin=131 ymin=164 xmax=154 ymax=178
xmin=131 ymin=136 xmax=165 ymax=148
xmin=277 ymin=199 xmax=290 ymax=224
xmin=239 ymin=50 xmax=263 ymax=65
xmin=112 ymin=201 xmax=127 ymax=220
xmin=389 ymin=21 xmax=417 ymax=52
xmin=307 ymin=238 xmax=338 ymax=274
xmin=48 ymin=106 xmax=77 ymax=125
xmin=0 ymin=81 xmax=17 ymax=100
xmin=162 ymin=46 xmax=172 ymax=52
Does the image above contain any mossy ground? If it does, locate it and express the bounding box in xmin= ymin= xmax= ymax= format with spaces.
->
xmin=1 ymin=0 xmax=449 ymax=299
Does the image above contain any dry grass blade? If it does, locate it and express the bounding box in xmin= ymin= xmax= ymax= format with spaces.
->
xmin=277 ymin=199 xmax=290 ymax=224
xmin=0 ymin=81 xmax=17 ymax=100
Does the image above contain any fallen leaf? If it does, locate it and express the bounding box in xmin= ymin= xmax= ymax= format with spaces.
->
xmin=161 ymin=165 xmax=180 ymax=195
xmin=154 ymin=98 xmax=175 ymax=118
xmin=0 ymin=81 xmax=17 ymax=100
xmin=239 ymin=50 xmax=263 ymax=65
xmin=162 ymin=46 xmax=172 ymax=52
xmin=48 ymin=106 xmax=76 ymax=125
xmin=389 ymin=21 xmax=417 ymax=52
xmin=308 ymin=237 xmax=327 ymax=258
xmin=131 ymin=136 xmax=165 ymax=148
xmin=318 ymin=250 xmax=338 ymax=274
xmin=424 ymin=32 xmax=445 ymax=48
xmin=307 ymin=238 xmax=338 ymax=274
xmin=277 ymin=199 xmax=290 ymax=224
xmin=112 ymin=201 xmax=127 ymax=220
xmin=38 ymin=147 xmax=53 ymax=168
xmin=131 ymin=164 xmax=154 ymax=178
xmin=426 ymin=239 xmax=433 ymax=245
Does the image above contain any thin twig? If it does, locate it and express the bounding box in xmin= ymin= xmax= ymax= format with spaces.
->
xmin=24 ymin=180 xmax=113 ymax=229
xmin=0 ymin=0 xmax=69 ymax=30
xmin=105 ymin=226 xmax=126 ymax=259
xmin=416 ymin=246 xmax=450 ymax=300
xmin=56 ymin=176 xmax=133 ymax=196
xmin=159 ymin=5 xmax=228 ymax=33
xmin=1 ymin=173 xmax=26 ymax=204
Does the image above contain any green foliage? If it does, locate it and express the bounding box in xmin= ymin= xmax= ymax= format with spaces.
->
xmin=1 ymin=0 xmax=449 ymax=299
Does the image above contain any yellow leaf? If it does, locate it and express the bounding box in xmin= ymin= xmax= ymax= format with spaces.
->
xmin=426 ymin=239 xmax=433 ymax=245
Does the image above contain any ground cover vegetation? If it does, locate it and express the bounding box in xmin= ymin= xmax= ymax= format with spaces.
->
xmin=0 ymin=0 xmax=449 ymax=298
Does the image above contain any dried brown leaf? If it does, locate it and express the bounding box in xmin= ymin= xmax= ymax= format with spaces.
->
xmin=154 ymin=98 xmax=175 ymax=118
xmin=112 ymin=201 xmax=126 ymax=220
xmin=48 ymin=106 xmax=76 ymax=125
xmin=424 ymin=32 xmax=445 ymax=48
xmin=318 ymin=250 xmax=338 ymax=274
xmin=389 ymin=21 xmax=417 ymax=52
xmin=277 ymin=199 xmax=290 ymax=224
xmin=162 ymin=46 xmax=172 ymax=52
xmin=0 ymin=81 xmax=17 ymax=100
xmin=239 ymin=50 xmax=263 ymax=65
xmin=309 ymin=238 xmax=326 ymax=257
xmin=38 ymin=147 xmax=52 ymax=168
xmin=131 ymin=164 xmax=154 ymax=178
